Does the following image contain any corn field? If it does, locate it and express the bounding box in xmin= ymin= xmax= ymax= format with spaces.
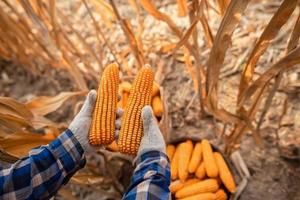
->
xmin=0 ymin=0 xmax=299 ymax=199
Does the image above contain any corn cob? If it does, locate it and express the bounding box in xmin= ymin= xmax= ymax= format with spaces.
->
xmin=151 ymin=96 xmax=164 ymax=117
xmin=215 ymin=189 xmax=228 ymax=200
xmin=170 ymin=178 xmax=199 ymax=194
xmin=178 ymin=193 xmax=217 ymax=200
xmin=106 ymin=141 xmax=119 ymax=152
xmin=152 ymin=82 xmax=160 ymax=97
xmin=195 ymin=162 xmax=206 ymax=179
xmin=178 ymin=140 xmax=193 ymax=182
xmin=121 ymin=92 xmax=129 ymax=108
xmin=171 ymin=145 xmax=180 ymax=180
xmin=118 ymin=67 xmax=154 ymax=155
xmin=119 ymin=81 xmax=131 ymax=108
xmin=175 ymin=179 xmax=219 ymax=199
xmin=188 ymin=142 xmax=202 ymax=173
xmin=202 ymin=139 xmax=219 ymax=178
xmin=89 ymin=63 xmax=119 ymax=145
xmin=214 ymin=152 xmax=236 ymax=193
xmin=120 ymin=81 xmax=132 ymax=93
xmin=167 ymin=144 xmax=176 ymax=161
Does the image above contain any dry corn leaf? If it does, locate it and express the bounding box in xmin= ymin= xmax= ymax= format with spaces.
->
xmin=173 ymin=18 xmax=199 ymax=53
xmin=110 ymin=0 xmax=145 ymax=68
xmin=0 ymin=97 xmax=34 ymax=130
xmin=92 ymin=0 xmax=116 ymax=21
xmin=226 ymin=86 xmax=267 ymax=152
xmin=238 ymin=46 xmax=300 ymax=107
xmin=177 ymin=0 xmax=188 ymax=17
xmin=256 ymin=13 xmax=300 ymax=131
xmin=217 ymin=0 xmax=231 ymax=15
xmin=0 ymin=132 xmax=56 ymax=157
xmin=26 ymin=91 xmax=87 ymax=116
xmin=31 ymin=115 xmax=56 ymax=130
xmin=0 ymin=117 xmax=29 ymax=133
xmin=228 ymin=1 xmax=299 ymax=150
xmin=140 ymin=0 xmax=200 ymax=70
xmin=140 ymin=0 xmax=178 ymax=34
xmin=183 ymin=48 xmax=198 ymax=91
xmin=287 ymin=12 xmax=300 ymax=52
xmin=0 ymin=149 xmax=18 ymax=163
xmin=206 ymin=0 xmax=250 ymax=117
xmin=0 ymin=113 xmax=32 ymax=128
xmin=199 ymin=0 xmax=214 ymax=47
xmin=237 ymin=0 xmax=297 ymax=103
xmin=0 ymin=97 xmax=33 ymax=120
xmin=160 ymin=43 xmax=177 ymax=53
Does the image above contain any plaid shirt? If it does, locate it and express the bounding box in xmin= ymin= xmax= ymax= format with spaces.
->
xmin=0 ymin=129 xmax=85 ymax=200
xmin=122 ymin=151 xmax=171 ymax=200
xmin=0 ymin=129 xmax=171 ymax=200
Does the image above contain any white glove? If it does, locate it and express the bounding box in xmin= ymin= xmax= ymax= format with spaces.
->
xmin=137 ymin=105 xmax=166 ymax=157
xmin=69 ymin=90 xmax=122 ymax=152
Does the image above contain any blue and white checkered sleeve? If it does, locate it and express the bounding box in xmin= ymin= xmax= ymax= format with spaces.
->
xmin=0 ymin=129 xmax=86 ymax=200
xmin=122 ymin=151 xmax=171 ymax=200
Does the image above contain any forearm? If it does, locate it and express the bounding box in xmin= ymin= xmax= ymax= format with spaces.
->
xmin=0 ymin=129 xmax=85 ymax=200
xmin=122 ymin=151 xmax=170 ymax=200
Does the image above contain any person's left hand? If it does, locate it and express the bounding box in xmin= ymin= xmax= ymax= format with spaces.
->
xmin=69 ymin=90 xmax=123 ymax=152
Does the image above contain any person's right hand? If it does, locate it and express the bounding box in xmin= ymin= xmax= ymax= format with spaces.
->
xmin=136 ymin=105 xmax=166 ymax=157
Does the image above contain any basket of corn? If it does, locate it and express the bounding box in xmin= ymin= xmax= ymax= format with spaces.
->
xmin=167 ymin=135 xmax=248 ymax=200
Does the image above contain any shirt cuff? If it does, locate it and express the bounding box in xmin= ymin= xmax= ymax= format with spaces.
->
xmin=135 ymin=150 xmax=169 ymax=165
xmin=48 ymin=129 xmax=86 ymax=175
xmin=133 ymin=150 xmax=170 ymax=182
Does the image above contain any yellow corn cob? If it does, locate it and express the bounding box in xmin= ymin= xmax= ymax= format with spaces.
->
xmin=106 ymin=141 xmax=119 ymax=152
xmin=178 ymin=140 xmax=193 ymax=182
xmin=120 ymin=81 xmax=132 ymax=93
xmin=188 ymin=142 xmax=202 ymax=173
xmin=121 ymin=92 xmax=129 ymax=108
xmin=170 ymin=178 xmax=199 ymax=194
xmin=151 ymin=96 xmax=164 ymax=117
xmin=119 ymin=81 xmax=131 ymax=108
xmin=167 ymin=144 xmax=176 ymax=161
xmin=195 ymin=162 xmax=206 ymax=179
xmin=214 ymin=152 xmax=236 ymax=193
xmin=89 ymin=63 xmax=119 ymax=145
xmin=202 ymin=139 xmax=219 ymax=178
xmin=178 ymin=193 xmax=217 ymax=200
xmin=215 ymin=189 xmax=228 ymax=200
xmin=171 ymin=145 xmax=180 ymax=180
xmin=175 ymin=179 xmax=219 ymax=199
xmin=152 ymin=82 xmax=160 ymax=97
xmin=118 ymin=67 xmax=154 ymax=155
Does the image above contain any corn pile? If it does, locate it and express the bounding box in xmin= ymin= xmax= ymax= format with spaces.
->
xmin=168 ymin=139 xmax=236 ymax=200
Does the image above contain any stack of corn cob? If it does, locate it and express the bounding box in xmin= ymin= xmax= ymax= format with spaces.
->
xmin=89 ymin=63 xmax=163 ymax=155
xmin=168 ymin=139 xmax=236 ymax=200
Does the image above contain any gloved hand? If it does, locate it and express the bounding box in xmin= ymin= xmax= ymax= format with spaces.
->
xmin=69 ymin=90 xmax=123 ymax=152
xmin=136 ymin=105 xmax=166 ymax=157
